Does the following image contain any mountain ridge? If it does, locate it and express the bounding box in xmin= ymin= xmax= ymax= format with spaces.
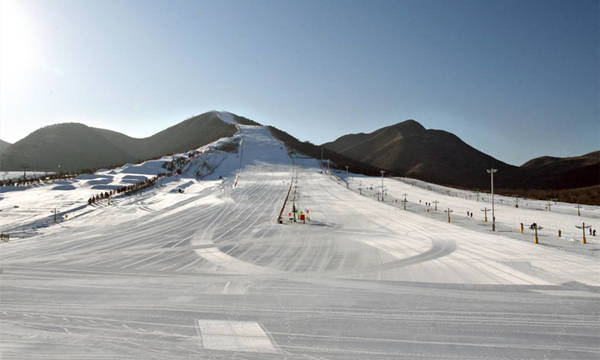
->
xmin=2 ymin=114 xmax=597 ymax=194
xmin=323 ymin=119 xmax=599 ymax=190
xmin=0 ymin=112 xmax=236 ymax=172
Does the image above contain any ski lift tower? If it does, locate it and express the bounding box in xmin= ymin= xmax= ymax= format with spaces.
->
xmin=575 ymin=222 xmax=591 ymax=244
xmin=445 ymin=208 xmax=453 ymax=223
xmin=529 ymin=223 xmax=542 ymax=244
xmin=481 ymin=207 xmax=490 ymax=222
xmin=546 ymin=199 xmax=557 ymax=211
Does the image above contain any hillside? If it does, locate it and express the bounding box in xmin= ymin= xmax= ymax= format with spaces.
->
xmin=0 ymin=112 xmax=236 ymax=172
xmin=267 ymin=125 xmax=382 ymax=176
xmin=521 ymin=151 xmax=600 ymax=168
xmin=0 ymin=139 xmax=11 ymax=154
xmin=323 ymin=120 xmax=600 ymax=190
xmin=323 ymin=120 xmax=520 ymax=188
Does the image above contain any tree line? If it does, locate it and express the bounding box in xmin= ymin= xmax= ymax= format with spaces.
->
xmin=87 ymin=174 xmax=167 ymax=205
xmin=0 ymin=173 xmax=77 ymax=187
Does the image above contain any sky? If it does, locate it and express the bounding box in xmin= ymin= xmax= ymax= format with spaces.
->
xmin=0 ymin=0 xmax=598 ymax=165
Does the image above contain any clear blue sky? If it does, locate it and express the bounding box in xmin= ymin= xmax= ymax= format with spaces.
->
xmin=1 ymin=0 xmax=598 ymax=165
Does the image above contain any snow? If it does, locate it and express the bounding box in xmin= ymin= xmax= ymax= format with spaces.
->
xmin=343 ymin=174 xmax=600 ymax=252
xmin=1 ymin=124 xmax=599 ymax=359
xmin=217 ymin=110 xmax=238 ymax=125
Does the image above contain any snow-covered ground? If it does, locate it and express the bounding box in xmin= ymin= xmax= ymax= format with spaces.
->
xmin=342 ymin=174 xmax=600 ymax=254
xmin=1 ymin=121 xmax=599 ymax=359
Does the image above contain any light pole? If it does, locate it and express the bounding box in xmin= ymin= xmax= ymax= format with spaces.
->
xmin=379 ymin=170 xmax=385 ymax=202
xmin=345 ymin=166 xmax=349 ymax=188
xmin=486 ymin=168 xmax=497 ymax=231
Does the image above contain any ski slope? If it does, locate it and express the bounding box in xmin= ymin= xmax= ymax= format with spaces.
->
xmin=1 ymin=122 xmax=599 ymax=359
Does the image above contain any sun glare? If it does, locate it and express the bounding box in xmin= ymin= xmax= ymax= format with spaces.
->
xmin=0 ymin=0 xmax=38 ymax=93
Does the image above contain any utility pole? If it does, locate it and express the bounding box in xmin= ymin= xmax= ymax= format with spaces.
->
xmin=379 ymin=170 xmax=385 ymax=202
xmin=481 ymin=207 xmax=490 ymax=222
xmin=575 ymin=222 xmax=591 ymax=244
xmin=486 ymin=168 xmax=498 ymax=231
xmin=445 ymin=208 xmax=453 ymax=223
xmin=576 ymin=204 xmax=582 ymax=217
xmin=432 ymin=200 xmax=439 ymax=211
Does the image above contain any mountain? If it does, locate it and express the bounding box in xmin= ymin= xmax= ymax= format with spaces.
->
xmin=323 ymin=120 xmax=599 ymax=190
xmin=518 ymin=151 xmax=600 ymax=189
xmin=522 ymin=151 xmax=600 ymax=169
xmin=0 ymin=112 xmax=237 ymax=172
xmin=322 ymin=120 xmax=520 ymax=188
xmin=0 ymin=139 xmax=10 ymax=154
xmin=267 ymin=126 xmax=382 ymax=176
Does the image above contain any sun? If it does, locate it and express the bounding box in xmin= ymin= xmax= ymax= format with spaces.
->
xmin=0 ymin=0 xmax=38 ymax=93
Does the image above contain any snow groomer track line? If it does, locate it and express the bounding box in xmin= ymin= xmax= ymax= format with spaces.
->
xmin=1 ymin=113 xmax=599 ymax=359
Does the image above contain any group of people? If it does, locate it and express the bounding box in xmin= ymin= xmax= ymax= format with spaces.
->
xmin=87 ymin=174 xmax=165 ymax=205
